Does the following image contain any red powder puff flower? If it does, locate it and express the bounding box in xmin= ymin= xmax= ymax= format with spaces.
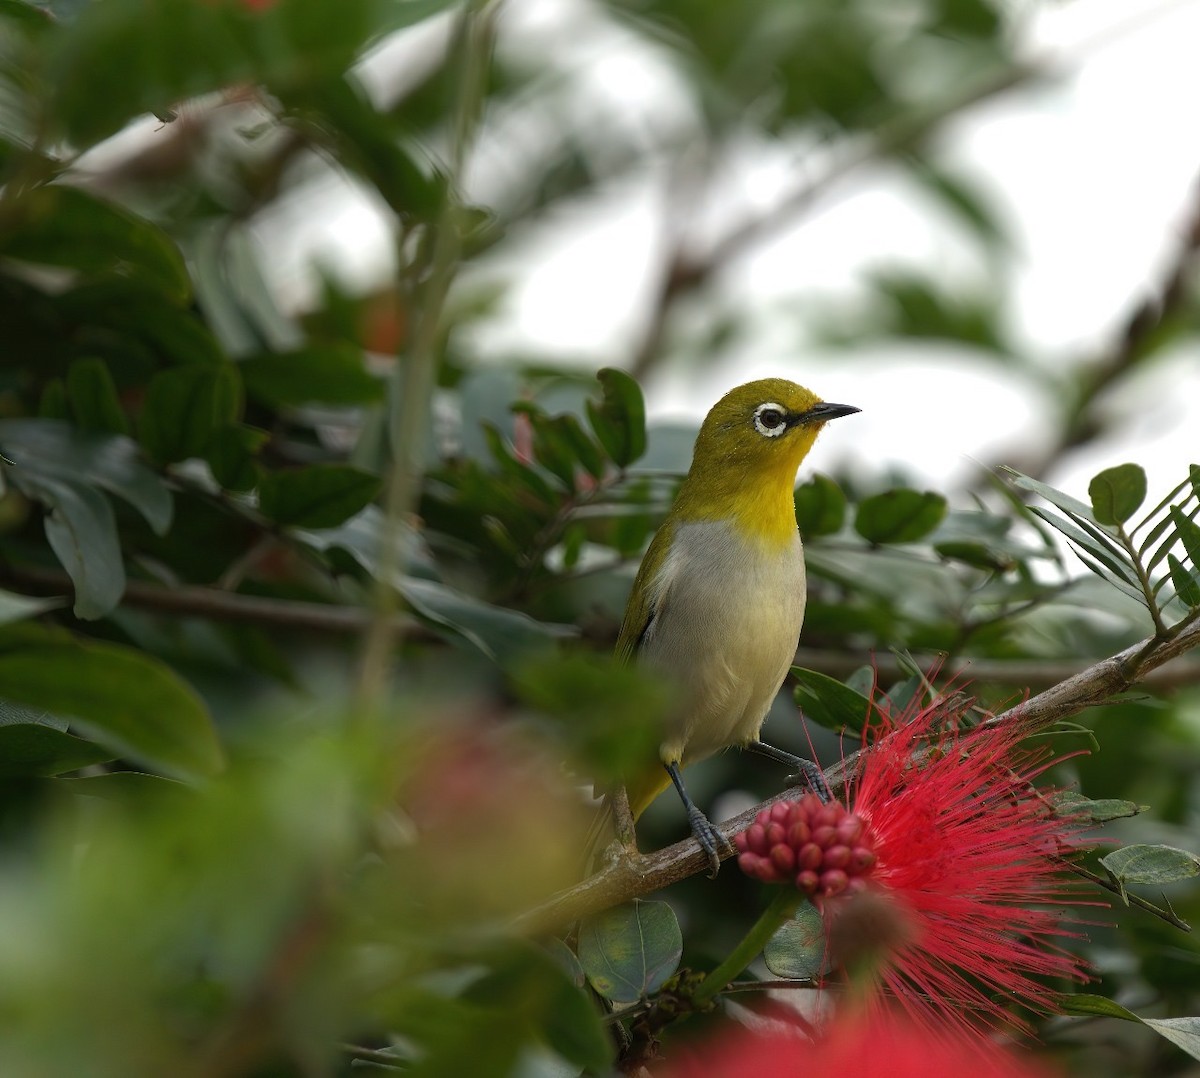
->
xmin=735 ymin=692 xmax=1098 ymax=1034
xmin=658 ymin=1011 xmax=1064 ymax=1078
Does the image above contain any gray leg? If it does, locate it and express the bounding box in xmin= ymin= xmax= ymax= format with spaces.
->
xmin=747 ymin=740 xmax=831 ymax=802
xmin=665 ymin=762 xmax=733 ymax=878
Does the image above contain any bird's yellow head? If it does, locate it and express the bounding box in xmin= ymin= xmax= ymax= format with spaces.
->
xmin=673 ymin=378 xmax=859 ymax=545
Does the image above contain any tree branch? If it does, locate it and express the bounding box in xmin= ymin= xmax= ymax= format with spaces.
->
xmin=516 ymin=617 xmax=1200 ymax=936
xmin=6 ymin=565 xmax=1200 ymax=692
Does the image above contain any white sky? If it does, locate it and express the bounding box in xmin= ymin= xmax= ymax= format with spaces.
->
xmin=255 ymin=0 xmax=1200 ymax=507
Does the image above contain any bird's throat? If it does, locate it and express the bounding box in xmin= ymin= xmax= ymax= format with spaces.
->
xmin=675 ymin=430 xmax=817 ymax=549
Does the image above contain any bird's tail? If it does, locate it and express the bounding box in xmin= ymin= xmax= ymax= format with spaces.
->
xmin=582 ymin=767 xmax=673 ymax=875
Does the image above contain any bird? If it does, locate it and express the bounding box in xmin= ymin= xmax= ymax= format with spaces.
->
xmin=606 ymin=378 xmax=859 ymax=876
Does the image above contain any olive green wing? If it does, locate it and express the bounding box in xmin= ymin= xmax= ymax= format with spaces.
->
xmin=614 ymin=518 xmax=675 ymax=665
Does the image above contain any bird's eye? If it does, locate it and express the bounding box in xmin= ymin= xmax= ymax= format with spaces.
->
xmin=753 ymin=402 xmax=788 ymax=438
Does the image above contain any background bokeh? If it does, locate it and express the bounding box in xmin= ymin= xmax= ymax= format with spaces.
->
xmin=1 ymin=0 xmax=1199 ymax=1075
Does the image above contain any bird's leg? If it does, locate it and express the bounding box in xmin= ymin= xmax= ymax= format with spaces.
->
xmin=665 ymin=762 xmax=733 ymax=878
xmin=746 ymin=740 xmax=831 ymax=802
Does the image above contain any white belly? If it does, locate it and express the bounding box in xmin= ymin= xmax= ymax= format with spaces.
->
xmin=639 ymin=520 xmax=806 ymax=765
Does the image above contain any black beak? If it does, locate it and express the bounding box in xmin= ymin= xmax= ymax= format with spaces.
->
xmin=791 ymin=402 xmax=860 ymax=427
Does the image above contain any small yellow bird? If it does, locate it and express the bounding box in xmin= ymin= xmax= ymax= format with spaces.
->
xmin=610 ymin=378 xmax=859 ymax=875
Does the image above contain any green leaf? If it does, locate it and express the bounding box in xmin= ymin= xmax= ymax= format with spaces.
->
xmin=0 ymin=186 xmax=190 ymax=302
xmin=283 ymin=76 xmax=444 ymax=220
xmin=15 ymin=474 xmax=124 ymax=620
xmin=0 ymin=590 xmax=63 ymax=625
xmin=587 ymin=368 xmax=646 ymax=469
xmin=1143 ymin=1017 xmax=1200 ymax=1063
xmin=907 ymin=156 xmax=1007 ymax=251
xmin=1027 ymin=506 xmax=1136 ymax=587
xmin=204 ymin=424 xmax=267 ymax=492
xmin=1168 ymin=553 xmax=1200 ymax=608
xmin=1100 ymin=844 xmax=1200 ymax=889
xmin=1169 ymin=506 xmax=1200 ymax=570
xmin=139 ymin=364 xmax=242 ymax=464
xmin=794 ymin=473 xmax=846 ymax=538
xmin=258 ymin=464 xmax=381 ymax=528
xmin=1003 ymin=468 xmax=1097 ymax=522
xmin=0 ymin=723 xmax=114 ymax=777
xmin=0 ymin=634 xmax=222 ymax=780
xmin=1089 ymin=463 xmax=1147 ymax=525
xmin=1051 ymin=792 xmax=1143 ymax=823
xmin=1058 ymin=999 xmax=1200 ymax=1062
xmin=0 ymin=420 xmax=172 ymax=535
xmin=65 ymin=358 xmax=129 ymax=435
xmin=239 ymin=346 xmax=384 ymax=408
xmin=577 ymin=900 xmax=682 ymax=1004
xmin=854 ymin=489 xmax=946 ymax=544
xmin=400 ymin=577 xmax=573 ymax=666
xmin=1059 ymin=994 xmax=1142 ymax=1022
xmin=792 ymin=667 xmax=871 ymax=734
xmin=763 ymin=902 xmax=826 ymax=979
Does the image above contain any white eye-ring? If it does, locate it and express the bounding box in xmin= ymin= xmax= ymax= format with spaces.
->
xmin=753 ymin=402 xmax=788 ymax=438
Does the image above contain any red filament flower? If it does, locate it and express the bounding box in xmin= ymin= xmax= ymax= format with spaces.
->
xmin=737 ymin=693 xmax=1097 ymax=1034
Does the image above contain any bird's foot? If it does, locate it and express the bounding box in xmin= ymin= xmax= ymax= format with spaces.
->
xmin=785 ymin=756 xmax=832 ymax=803
xmin=685 ymin=805 xmax=734 ymax=878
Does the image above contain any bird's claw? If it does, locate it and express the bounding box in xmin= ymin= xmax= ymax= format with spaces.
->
xmin=686 ymin=805 xmax=734 ymax=878
xmin=786 ymin=757 xmax=832 ymax=803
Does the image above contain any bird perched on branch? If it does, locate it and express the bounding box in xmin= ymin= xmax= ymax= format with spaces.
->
xmin=607 ymin=378 xmax=859 ymax=876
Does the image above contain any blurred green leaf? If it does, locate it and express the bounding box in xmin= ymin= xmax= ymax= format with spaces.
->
xmin=854 ymin=489 xmax=946 ymax=543
xmin=794 ymin=473 xmax=846 ymax=538
xmin=285 ymin=75 xmax=444 ymax=219
xmin=460 ymin=944 xmax=611 ymax=1072
xmin=400 ymin=577 xmax=573 ymax=665
xmin=1089 ymin=463 xmax=1146 ymax=526
xmin=204 ymin=424 xmax=267 ymax=492
xmin=14 ymin=473 xmax=124 ymax=620
xmin=0 ymin=590 xmax=63 ymax=625
xmin=578 ymin=900 xmax=682 ymax=1004
xmin=908 ymin=156 xmax=1007 ymax=251
xmin=140 ymin=364 xmax=242 ymax=465
xmin=587 ymin=368 xmax=646 ymax=469
xmin=512 ymin=653 xmax=666 ymax=781
xmin=258 ymin=464 xmax=380 ymax=528
xmin=65 ymin=358 xmax=129 ymax=435
xmin=239 ymin=346 xmax=384 ymax=408
xmin=0 ymin=723 xmax=114 ymax=776
xmin=0 ymin=419 xmax=173 ymax=535
xmin=0 ymin=186 xmax=190 ymax=302
xmin=792 ymin=667 xmax=871 ymax=734
xmin=0 ymin=632 xmax=222 ymax=780
xmin=763 ymin=902 xmax=825 ymax=980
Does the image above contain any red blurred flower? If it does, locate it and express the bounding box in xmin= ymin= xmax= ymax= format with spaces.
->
xmin=658 ymin=1011 xmax=1064 ymax=1078
xmin=736 ymin=692 xmax=1097 ymax=1034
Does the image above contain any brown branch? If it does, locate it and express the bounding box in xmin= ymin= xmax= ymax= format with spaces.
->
xmin=516 ymin=617 xmax=1200 ymax=936
xmin=7 ymin=565 xmax=1200 ymax=692
xmin=0 ymin=564 xmax=434 ymax=640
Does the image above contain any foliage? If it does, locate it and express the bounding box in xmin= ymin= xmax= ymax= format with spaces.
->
xmin=0 ymin=0 xmax=1198 ymax=1076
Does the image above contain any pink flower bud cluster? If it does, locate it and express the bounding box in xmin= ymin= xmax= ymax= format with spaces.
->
xmin=735 ymin=794 xmax=877 ymax=899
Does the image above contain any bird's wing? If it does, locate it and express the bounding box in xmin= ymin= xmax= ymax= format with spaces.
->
xmin=614 ymin=518 xmax=676 ymax=665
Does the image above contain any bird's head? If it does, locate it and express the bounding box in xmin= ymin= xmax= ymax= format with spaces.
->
xmin=692 ymin=378 xmax=858 ymax=471
xmin=676 ymin=379 xmax=859 ymax=537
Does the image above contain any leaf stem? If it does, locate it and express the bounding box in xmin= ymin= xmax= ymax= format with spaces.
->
xmin=691 ymin=888 xmax=801 ymax=1006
